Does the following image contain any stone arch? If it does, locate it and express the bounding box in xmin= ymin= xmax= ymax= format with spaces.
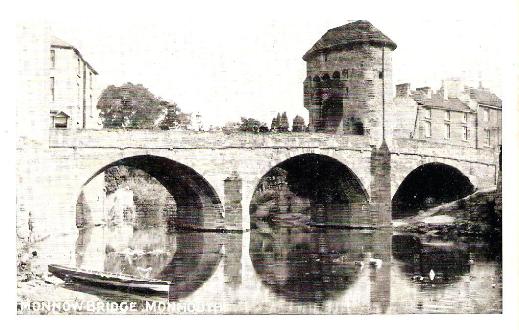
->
xmin=77 ymin=154 xmax=224 ymax=230
xmin=249 ymin=153 xmax=370 ymax=227
xmin=391 ymin=161 xmax=475 ymax=218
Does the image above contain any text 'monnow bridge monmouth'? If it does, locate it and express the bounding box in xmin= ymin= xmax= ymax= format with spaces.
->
xmin=17 ymin=21 xmax=501 ymax=263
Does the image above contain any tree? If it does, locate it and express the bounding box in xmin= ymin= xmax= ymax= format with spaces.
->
xmin=222 ymin=121 xmax=242 ymax=134
xmin=292 ymin=115 xmax=306 ymax=132
xmin=278 ymin=112 xmax=289 ymax=132
xmin=159 ymin=102 xmax=191 ymax=130
xmin=98 ymin=82 xmax=190 ymax=129
xmin=239 ymin=117 xmax=267 ymax=133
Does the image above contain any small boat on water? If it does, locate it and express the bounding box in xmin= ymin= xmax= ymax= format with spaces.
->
xmin=48 ymin=264 xmax=171 ymax=296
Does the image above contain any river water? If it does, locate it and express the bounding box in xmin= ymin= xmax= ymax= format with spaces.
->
xmin=45 ymin=219 xmax=502 ymax=314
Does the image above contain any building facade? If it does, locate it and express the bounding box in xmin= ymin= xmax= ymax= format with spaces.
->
xmin=393 ymin=79 xmax=502 ymax=150
xmin=50 ymin=36 xmax=101 ymax=129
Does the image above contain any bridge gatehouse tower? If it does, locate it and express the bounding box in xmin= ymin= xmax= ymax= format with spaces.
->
xmin=303 ymin=20 xmax=396 ymax=144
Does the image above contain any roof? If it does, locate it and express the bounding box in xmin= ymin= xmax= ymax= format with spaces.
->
xmin=51 ymin=36 xmax=98 ymax=75
xmin=303 ymin=20 xmax=397 ymax=61
xmin=469 ymin=88 xmax=502 ymax=109
xmin=413 ymin=94 xmax=472 ymax=113
xmin=54 ymin=111 xmax=70 ymax=118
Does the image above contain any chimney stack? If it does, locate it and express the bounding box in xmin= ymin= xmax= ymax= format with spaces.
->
xmin=395 ymin=83 xmax=411 ymax=97
xmin=416 ymin=87 xmax=432 ymax=99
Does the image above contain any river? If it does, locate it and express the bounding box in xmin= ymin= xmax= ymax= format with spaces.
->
xmin=44 ymin=217 xmax=502 ymax=314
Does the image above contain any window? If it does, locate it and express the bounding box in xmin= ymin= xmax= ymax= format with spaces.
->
xmin=483 ymin=108 xmax=489 ymax=122
xmin=50 ymin=77 xmax=55 ymax=101
xmin=463 ymin=126 xmax=469 ymax=140
xmin=50 ymin=50 xmax=55 ymax=68
xmin=424 ymin=121 xmax=431 ymax=138
xmin=77 ymin=83 xmax=80 ymax=108
xmin=321 ymin=53 xmax=328 ymax=62
xmin=424 ymin=108 xmax=431 ymax=119
xmin=77 ymin=58 xmax=81 ymax=76
xmin=485 ymin=129 xmax=491 ymax=146
xmin=342 ymin=69 xmax=349 ymax=79
xmin=444 ymin=110 xmax=451 ymax=121
xmin=378 ymin=71 xmax=384 ymax=79
xmin=462 ymin=112 xmax=468 ymax=123
xmin=444 ymin=123 xmax=451 ymax=139
xmin=89 ymin=72 xmax=93 ymax=89
xmin=89 ymin=95 xmax=93 ymax=117
xmin=54 ymin=116 xmax=68 ymax=128
xmin=345 ymin=87 xmax=349 ymax=98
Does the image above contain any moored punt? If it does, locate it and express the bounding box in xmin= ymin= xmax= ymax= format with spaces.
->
xmin=48 ymin=264 xmax=171 ymax=296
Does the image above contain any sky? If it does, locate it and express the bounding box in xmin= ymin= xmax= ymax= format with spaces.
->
xmin=43 ymin=0 xmax=512 ymax=127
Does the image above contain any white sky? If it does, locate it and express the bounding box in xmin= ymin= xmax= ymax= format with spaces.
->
xmin=43 ymin=1 xmax=510 ymax=127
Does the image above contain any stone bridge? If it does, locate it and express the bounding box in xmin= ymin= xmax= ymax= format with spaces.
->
xmin=41 ymin=129 xmax=498 ymax=236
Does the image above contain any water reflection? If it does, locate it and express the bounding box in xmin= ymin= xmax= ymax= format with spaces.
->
xmin=392 ymin=234 xmax=472 ymax=286
xmin=249 ymin=228 xmax=389 ymax=305
xmin=68 ymin=223 xmax=501 ymax=313
xmin=75 ymin=224 xmax=223 ymax=300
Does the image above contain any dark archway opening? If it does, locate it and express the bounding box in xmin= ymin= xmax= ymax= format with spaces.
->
xmin=250 ymin=154 xmax=369 ymax=229
xmin=76 ymin=155 xmax=223 ymax=230
xmin=392 ymin=163 xmax=475 ymax=219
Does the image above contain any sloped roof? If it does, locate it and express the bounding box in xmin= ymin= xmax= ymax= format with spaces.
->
xmin=303 ymin=20 xmax=397 ymax=61
xmin=470 ymin=88 xmax=502 ymax=109
xmin=51 ymin=36 xmax=74 ymax=48
xmin=413 ymin=94 xmax=472 ymax=113
xmin=51 ymin=36 xmax=98 ymax=75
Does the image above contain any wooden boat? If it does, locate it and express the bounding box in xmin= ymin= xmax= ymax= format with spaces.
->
xmin=48 ymin=264 xmax=171 ymax=296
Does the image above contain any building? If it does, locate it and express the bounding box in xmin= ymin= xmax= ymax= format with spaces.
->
xmin=303 ymin=20 xmax=396 ymax=145
xmin=392 ymin=79 xmax=502 ymax=150
xmin=49 ymin=36 xmax=101 ymax=129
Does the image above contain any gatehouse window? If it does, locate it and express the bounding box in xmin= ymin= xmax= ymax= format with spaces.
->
xmin=462 ymin=112 xmax=468 ymax=123
xmin=333 ymin=71 xmax=340 ymax=79
xmin=424 ymin=108 xmax=431 ymax=119
xmin=444 ymin=110 xmax=451 ymax=121
xmin=485 ymin=129 xmax=491 ymax=146
xmin=342 ymin=69 xmax=349 ymax=79
xmin=463 ymin=126 xmax=469 ymax=140
xmin=321 ymin=53 xmax=328 ymax=62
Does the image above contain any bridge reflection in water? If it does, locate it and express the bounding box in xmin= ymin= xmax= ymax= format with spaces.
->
xmin=65 ymin=221 xmax=501 ymax=313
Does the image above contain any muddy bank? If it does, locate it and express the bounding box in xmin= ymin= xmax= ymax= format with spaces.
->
xmin=393 ymin=188 xmax=501 ymax=239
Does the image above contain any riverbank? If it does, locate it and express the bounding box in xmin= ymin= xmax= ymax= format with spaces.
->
xmin=393 ymin=187 xmax=501 ymax=239
xmin=16 ymin=236 xmax=105 ymax=315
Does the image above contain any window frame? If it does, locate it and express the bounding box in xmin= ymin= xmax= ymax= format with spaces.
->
xmin=50 ymin=49 xmax=55 ymax=68
xmin=485 ymin=129 xmax=491 ymax=146
xmin=50 ymin=77 xmax=55 ymax=101
xmin=424 ymin=108 xmax=431 ymax=119
xmin=444 ymin=123 xmax=451 ymax=139
xmin=424 ymin=120 xmax=432 ymax=138
xmin=483 ymin=108 xmax=489 ymax=122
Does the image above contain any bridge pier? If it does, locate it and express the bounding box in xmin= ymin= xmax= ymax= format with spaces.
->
xmin=370 ymin=142 xmax=392 ymax=227
xmin=224 ymin=172 xmax=244 ymax=231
